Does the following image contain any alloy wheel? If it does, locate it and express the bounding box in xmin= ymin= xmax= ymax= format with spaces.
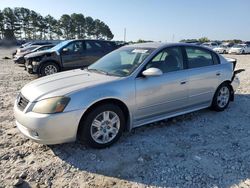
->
xmin=90 ymin=111 xmax=120 ymax=144
xmin=217 ymin=86 xmax=230 ymax=108
xmin=44 ymin=64 xmax=58 ymax=75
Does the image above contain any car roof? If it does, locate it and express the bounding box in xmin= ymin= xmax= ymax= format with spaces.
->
xmin=66 ymin=39 xmax=114 ymax=43
xmin=121 ymin=42 xmax=212 ymax=50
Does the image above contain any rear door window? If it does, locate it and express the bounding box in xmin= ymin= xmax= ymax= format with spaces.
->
xmin=85 ymin=41 xmax=104 ymax=51
xmin=185 ymin=47 xmax=214 ymax=68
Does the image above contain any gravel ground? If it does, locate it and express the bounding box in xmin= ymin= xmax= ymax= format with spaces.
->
xmin=0 ymin=47 xmax=250 ymax=188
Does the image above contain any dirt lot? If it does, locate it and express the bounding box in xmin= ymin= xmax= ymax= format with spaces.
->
xmin=0 ymin=47 xmax=250 ymax=188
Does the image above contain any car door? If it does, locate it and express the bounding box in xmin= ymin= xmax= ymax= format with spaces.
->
xmin=184 ymin=46 xmax=220 ymax=108
xmin=61 ymin=41 xmax=85 ymax=69
xmin=80 ymin=41 xmax=105 ymax=67
xmin=134 ymin=47 xmax=189 ymax=123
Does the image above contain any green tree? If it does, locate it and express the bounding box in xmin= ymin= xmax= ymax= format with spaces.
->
xmin=71 ymin=13 xmax=85 ymax=39
xmin=59 ymin=14 xmax=73 ymax=39
xmin=179 ymin=39 xmax=198 ymax=43
xmin=35 ymin=14 xmax=48 ymax=40
xmin=53 ymin=21 xmax=63 ymax=39
xmin=198 ymin=37 xmax=210 ymax=43
xmin=85 ymin=16 xmax=95 ymax=38
xmin=1 ymin=7 xmax=114 ymax=41
xmin=93 ymin=19 xmax=102 ymax=39
xmin=29 ymin=10 xmax=40 ymax=39
xmin=14 ymin=7 xmax=31 ymax=39
xmin=2 ymin=7 xmax=18 ymax=40
xmin=102 ymin=25 xmax=114 ymax=40
xmin=44 ymin=15 xmax=57 ymax=39
xmin=0 ymin=10 xmax=4 ymax=39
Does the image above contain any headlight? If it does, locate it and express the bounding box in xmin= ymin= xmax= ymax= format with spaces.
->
xmin=32 ymin=61 xmax=39 ymax=66
xmin=32 ymin=96 xmax=70 ymax=114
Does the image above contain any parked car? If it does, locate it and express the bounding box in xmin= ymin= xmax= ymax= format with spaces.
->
xmin=202 ymin=42 xmax=219 ymax=49
xmin=228 ymin=44 xmax=250 ymax=54
xmin=213 ymin=43 xmax=234 ymax=54
xmin=21 ymin=41 xmax=54 ymax=48
xmin=14 ymin=45 xmax=40 ymax=59
xmin=13 ymin=41 xmax=57 ymax=58
xmin=14 ymin=44 xmax=55 ymax=64
xmin=24 ymin=39 xmax=119 ymax=76
xmin=14 ymin=43 xmax=240 ymax=148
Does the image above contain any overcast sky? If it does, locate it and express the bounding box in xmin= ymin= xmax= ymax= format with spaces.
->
xmin=1 ymin=0 xmax=250 ymax=41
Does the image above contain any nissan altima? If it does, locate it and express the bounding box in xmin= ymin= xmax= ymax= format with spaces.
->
xmin=14 ymin=43 xmax=240 ymax=148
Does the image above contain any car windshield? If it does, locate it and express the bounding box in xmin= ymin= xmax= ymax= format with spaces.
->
xmin=50 ymin=40 xmax=71 ymax=51
xmin=87 ymin=47 xmax=153 ymax=77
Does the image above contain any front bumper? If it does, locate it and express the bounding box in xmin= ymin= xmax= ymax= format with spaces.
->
xmin=25 ymin=60 xmax=40 ymax=74
xmin=14 ymin=101 xmax=84 ymax=145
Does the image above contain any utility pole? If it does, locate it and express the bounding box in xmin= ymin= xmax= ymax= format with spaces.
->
xmin=124 ymin=28 xmax=126 ymax=42
xmin=172 ymin=34 xmax=175 ymax=42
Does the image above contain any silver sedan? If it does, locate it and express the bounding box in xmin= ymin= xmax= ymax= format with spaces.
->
xmin=14 ymin=43 xmax=240 ymax=148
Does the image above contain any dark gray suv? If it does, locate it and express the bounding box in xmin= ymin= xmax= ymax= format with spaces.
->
xmin=25 ymin=39 xmax=118 ymax=76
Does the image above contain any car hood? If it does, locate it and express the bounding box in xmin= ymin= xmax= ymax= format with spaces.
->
xmin=24 ymin=50 xmax=53 ymax=59
xmin=15 ymin=51 xmax=31 ymax=58
xmin=21 ymin=69 xmax=119 ymax=102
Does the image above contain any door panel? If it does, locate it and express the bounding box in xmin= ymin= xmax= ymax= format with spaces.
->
xmin=61 ymin=41 xmax=85 ymax=69
xmin=185 ymin=47 xmax=220 ymax=107
xmin=135 ymin=70 xmax=189 ymax=121
xmin=135 ymin=46 xmax=189 ymax=121
xmin=62 ymin=54 xmax=84 ymax=69
xmin=187 ymin=66 xmax=220 ymax=107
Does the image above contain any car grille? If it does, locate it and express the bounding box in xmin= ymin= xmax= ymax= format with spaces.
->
xmin=17 ymin=94 xmax=29 ymax=111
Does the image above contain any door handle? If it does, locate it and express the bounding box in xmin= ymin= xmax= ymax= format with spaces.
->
xmin=180 ymin=81 xmax=187 ymax=85
xmin=216 ymin=72 xmax=221 ymax=76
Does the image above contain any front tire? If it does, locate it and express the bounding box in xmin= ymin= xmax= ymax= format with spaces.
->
xmin=78 ymin=104 xmax=125 ymax=148
xmin=211 ymin=83 xmax=231 ymax=111
xmin=40 ymin=62 xmax=60 ymax=76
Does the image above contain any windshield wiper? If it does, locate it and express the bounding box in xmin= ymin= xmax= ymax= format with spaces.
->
xmin=86 ymin=68 xmax=109 ymax=75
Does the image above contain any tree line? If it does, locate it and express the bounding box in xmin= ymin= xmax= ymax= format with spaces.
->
xmin=0 ymin=7 xmax=114 ymax=41
xmin=180 ymin=37 xmax=243 ymax=44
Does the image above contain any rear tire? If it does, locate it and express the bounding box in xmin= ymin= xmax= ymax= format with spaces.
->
xmin=40 ymin=62 xmax=60 ymax=76
xmin=211 ymin=83 xmax=231 ymax=111
xmin=78 ymin=104 xmax=125 ymax=148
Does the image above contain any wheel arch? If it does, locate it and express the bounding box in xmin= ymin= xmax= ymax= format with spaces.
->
xmin=38 ymin=60 xmax=61 ymax=74
xmin=215 ymin=80 xmax=234 ymax=102
xmin=76 ymin=98 xmax=131 ymax=139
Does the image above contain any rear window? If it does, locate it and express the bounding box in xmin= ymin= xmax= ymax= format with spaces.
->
xmin=186 ymin=47 xmax=214 ymax=68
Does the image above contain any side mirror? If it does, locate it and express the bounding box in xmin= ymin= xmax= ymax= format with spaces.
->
xmin=62 ymin=48 xmax=69 ymax=53
xmin=142 ymin=68 xmax=163 ymax=77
